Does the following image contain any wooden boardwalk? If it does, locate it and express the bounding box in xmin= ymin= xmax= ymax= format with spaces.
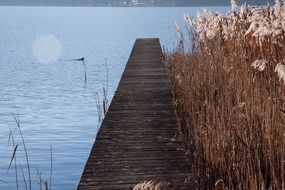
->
xmin=77 ymin=38 xmax=193 ymax=190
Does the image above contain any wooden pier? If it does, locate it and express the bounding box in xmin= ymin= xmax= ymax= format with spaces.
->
xmin=77 ymin=38 xmax=193 ymax=189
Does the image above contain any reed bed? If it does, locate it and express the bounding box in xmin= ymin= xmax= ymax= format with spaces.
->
xmin=168 ymin=1 xmax=285 ymax=189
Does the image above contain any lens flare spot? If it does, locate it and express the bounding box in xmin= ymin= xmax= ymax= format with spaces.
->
xmin=32 ymin=34 xmax=63 ymax=64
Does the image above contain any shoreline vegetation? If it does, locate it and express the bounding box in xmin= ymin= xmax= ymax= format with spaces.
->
xmin=168 ymin=0 xmax=285 ymax=189
xmin=6 ymin=114 xmax=52 ymax=190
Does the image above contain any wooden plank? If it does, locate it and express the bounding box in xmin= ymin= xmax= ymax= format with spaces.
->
xmin=77 ymin=38 xmax=193 ymax=189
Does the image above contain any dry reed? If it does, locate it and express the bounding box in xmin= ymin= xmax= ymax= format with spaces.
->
xmin=7 ymin=114 xmax=53 ymax=190
xmin=168 ymin=0 xmax=285 ymax=189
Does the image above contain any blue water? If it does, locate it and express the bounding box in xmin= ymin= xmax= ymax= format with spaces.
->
xmin=0 ymin=6 xmax=228 ymax=190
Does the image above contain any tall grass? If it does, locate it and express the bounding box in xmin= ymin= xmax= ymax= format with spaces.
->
xmin=94 ymin=59 xmax=110 ymax=125
xmin=7 ymin=125 xmax=19 ymax=190
xmin=168 ymin=0 xmax=285 ymax=189
xmin=6 ymin=114 xmax=53 ymax=190
xmin=12 ymin=113 xmax=32 ymax=190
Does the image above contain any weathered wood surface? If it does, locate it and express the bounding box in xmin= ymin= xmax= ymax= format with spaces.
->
xmin=77 ymin=38 xmax=193 ymax=190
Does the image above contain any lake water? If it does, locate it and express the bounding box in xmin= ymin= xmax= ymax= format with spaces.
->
xmin=0 ymin=6 xmax=227 ymax=190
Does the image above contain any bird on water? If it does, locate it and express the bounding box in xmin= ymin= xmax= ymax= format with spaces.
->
xmin=75 ymin=57 xmax=85 ymax=61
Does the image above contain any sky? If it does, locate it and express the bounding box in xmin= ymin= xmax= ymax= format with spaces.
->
xmin=0 ymin=0 xmax=274 ymax=6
